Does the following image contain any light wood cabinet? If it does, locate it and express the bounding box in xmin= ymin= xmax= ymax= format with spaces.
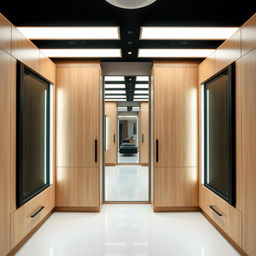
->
xmin=152 ymin=62 xmax=198 ymax=210
xmin=198 ymin=53 xmax=215 ymax=84
xmin=39 ymin=52 xmax=56 ymax=84
xmin=241 ymin=48 xmax=256 ymax=256
xmin=105 ymin=102 xmax=117 ymax=165
xmin=0 ymin=14 xmax=12 ymax=54
xmin=56 ymin=62 xmax=101 ymax=167
xmin=56 ymin=62 xmax=102 ymax=209
xmin=139 ymin=102 xmax=149 ymax=165
xmin=153 ymin=62 xmax=198 ymax=167
xmin=0 ymin=48 xmax=11 ymax=256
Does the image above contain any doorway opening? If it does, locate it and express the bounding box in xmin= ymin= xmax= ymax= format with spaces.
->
xmin=103 ymin=75 xmax=150 ymax=202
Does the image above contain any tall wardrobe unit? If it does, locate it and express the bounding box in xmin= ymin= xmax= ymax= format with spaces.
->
xmin=152 ymin=62 xmax=199 ymax=211
xmin=56 ymin=62 xmax=103 ymax=211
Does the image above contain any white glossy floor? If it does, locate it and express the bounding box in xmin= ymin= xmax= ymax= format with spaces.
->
xmin=118 ymin=152 xmax=139 ymax=163
xmin=15 ymin=205 xmax=240 ymax=256
xmin=105 ymin=165 xmax=149 ymax=201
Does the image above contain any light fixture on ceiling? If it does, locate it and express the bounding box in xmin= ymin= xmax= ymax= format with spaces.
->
xmin=17 ymin=26 xmax=120 ymax=40
xmin=138 ymin=49 xmax=215 ymax=58
xmin=40 ymin=49 xmax=122 ymax=58
xmin=105 ymin=90 xmax=126 ymax=94
xmin=105 ymin=95 xmax=126 ymax=98
xmin=134 ymin=99 xmax=149 ymax=101
xmin=135 ymin=84 xmax=149 ymax=89
xmin=118 ymin=107 xmax=128 ymax=111
xmin=105 ymin=0 xmax=157 ymax=9
xmin=140 ymin=27 xmax=239 ymax=40
xmin=128 ymin=51 xmax=133 ymax=55
xmin=105 ymin=76 xmax=125 ymax=81
xmin=136 ymin=76 xmax=149 ymax=81
xmin=134 ymin=90 xmax=149 ymax=94
xmin=134 ymin=95 xmax=149 ymax=98
xmin=105 ymin=99 xmax=127 ymax=102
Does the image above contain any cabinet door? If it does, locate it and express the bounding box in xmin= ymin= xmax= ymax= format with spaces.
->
xmin=105 ymin=102 xmax=117 ymax=164
xmin=56 ymin=63 xmax=101 ymax=167
xmin=241 ymin=48 xmax=256 ymax=256
xmin=0 ymin=49 xmax=11 ymax=256
xmin=153 ymin=63 xmax=198 ymax=167
xmin=140 ymin=102 xmax=149 ymax=164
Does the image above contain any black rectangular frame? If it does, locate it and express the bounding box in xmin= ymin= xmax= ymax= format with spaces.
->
xmin=16 ymin=61 xmax=51 ymax=208
xmin=203 ymin=63 xmax=236 ymax=206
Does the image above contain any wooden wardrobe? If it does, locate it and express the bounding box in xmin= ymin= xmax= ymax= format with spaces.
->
xmin=152 ymin=62 xmax=199 ymax=211
xmin=55 ymin=62 xmax=102 ymax=211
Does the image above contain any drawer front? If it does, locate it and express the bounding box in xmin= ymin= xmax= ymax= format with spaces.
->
xmin=11 ymin=186 xmax=54 ymax=248
xmin=200 ymin=185 xmax=241 ymax=245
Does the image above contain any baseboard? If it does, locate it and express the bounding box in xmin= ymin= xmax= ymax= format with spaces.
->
xmin=105 ymin=163 xmax=116 ymax=166
xmin=54 ymin=206 xmax=101 ymax=212
xmin=116 ymin=163 xmax=140 ymax=165
xmin=104 ymin=201 xmax=150 ymax=204
xmin=7 ymin=210 xmax=53 ymax=256
xmin=140 ymin=163 xmax=149 ymax=166
xmin=153 ymin=206 xmax=200 ymax=212
xmin=201 ymin=209 xmax=248 ymax=256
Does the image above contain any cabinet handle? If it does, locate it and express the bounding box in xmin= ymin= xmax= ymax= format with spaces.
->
xmin=113 ymin=134 xmax=115 ymax=143
xmin=30 ymin=206 xmax=45 ymax=218
xmin=95 ymin=140 xmax=98 ymax=163
xmin=156 ymin=139 xmax=159 ymax=163
xmin=209 ymin=205 xmax=222 ymax=217
xmin=142 ymin=134 xmax=144 ymax=143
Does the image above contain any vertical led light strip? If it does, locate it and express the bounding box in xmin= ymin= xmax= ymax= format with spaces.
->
xmin=206 ymin=88 xmax=210 ymax=184
xmin=44 ymin=90 xmax=47 ymax=184
xmin=50 ymin=85 xmax=54 ymax=184
xmin=201 ymin=84 xmax=205 ymax=184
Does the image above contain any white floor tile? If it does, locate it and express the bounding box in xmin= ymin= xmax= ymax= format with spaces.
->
xmin=14 ymin=205 xmax=240 ymax=256
xmin=118 ymin=153 xmax=139 ymax=163
xmin=105 ymin=165 xmax=149 ymax=201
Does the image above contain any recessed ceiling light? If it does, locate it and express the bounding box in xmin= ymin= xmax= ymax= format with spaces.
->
xmin=105 ymin=84 xmax=126 ymax=89
xmin=105 ymin=0 xmax=157 ymax=9
xmin=136 ymin=76 xmax=149 ymax=81
xmin=132 ymin=107 xmax=140 ymax=111
xmin=138 ymin=49 xmax=215 ymax=58
xmin=134 ymin=90 xmax=149 ymax=94
xmin=17 ymin=26 xmax=120 ymax=40
xmin=105 ymin=95 xmax=126 ymax=98
xmin=129 ymin=78 xmax=132 ymax=81
xmin=136 ymin=84 xmax=149 ymax=89
xmin=128 ymin=52 xmax=133 ymax=55
xmin=134 ymin=95 xmax=149 ymax=98
xmin=105 ymin=90 xmax=126 ymax=94
xmin=40 ymin=49 xmax=122 ymax=58
xmin=140 ymin=27 xmax=239 ymax=40
xmin=105 ymin=76 xmax=125 ymax=81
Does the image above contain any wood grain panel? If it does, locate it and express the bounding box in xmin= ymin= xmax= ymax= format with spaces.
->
xmin=200 ymin=185 xmax=241 ymax=245
xmin=215 ymin=30 xmax=241 ymax=73
xmin=0 ymin=14 xmax=12 ymax=54
xmin=241 ymin=48 xmax=256 ymax=256
xmin=56 ymin=168 xmax=100 ymax=207
xmin=241 ymin=13 xmax=256 ymax=57
xmin=140 ymin=102 xmax=149 ymax=164
xmin=0 ymin=49 xmax=11 ymax=256
xmin=39 ymin=52 xmax=56 ymax=84
xmin=56 ymin=62 xmax=101 ymax=167
xmin=11 ymin=26 xmax=40 ymax=73
xmin=198 ymin=53 xmax=215 ymax=84
xmin=153 ymin=62 xmax=198 ymax=167
xmin=11 ymin=185 xmax=55 ymax=249
xmin=105 ymin=102 xmax=117 ymax=164
xmin=154 ymin=167 xmax=198 ymax=207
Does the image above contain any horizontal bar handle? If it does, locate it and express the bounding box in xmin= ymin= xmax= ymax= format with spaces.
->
xmin=209 ymin=205 xmax=222 ymax=217
xmin=30 ymin=206 xmax=45 ymax=218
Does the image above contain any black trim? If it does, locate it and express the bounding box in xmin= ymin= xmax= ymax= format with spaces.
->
xmin=30 ymin=206 xmax=45 ymax=218
xmin=203 ymin=63 xmax=236 ymax=206
xmin=209 ymin=205 xmax=222 ymax=217
xmin=95 ymin=139 xmax=98 ymax=162
xmin=16 ymin=61 xmax=51 ymax=208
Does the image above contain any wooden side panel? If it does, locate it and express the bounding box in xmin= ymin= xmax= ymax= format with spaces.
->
xmin=200 ymin=186 xmax=241 ymax=246
xmin=140 ymin=102 xmax=149 ymax=164
xmin=154 ymin=167 xmax=198 ymax=207
xmin=198 ymin=53 xmax=215 ymax=83
xmin=39 ymin=52 xmax=56 ymax=84
xmin=215 ymin=30 xmax=241 ymax=73
xmin=153 ymin=62 xmax=198 ymax=167
xmin=0 ymin=14 xmax=12 ymax=54
xmin=241 ymin=48 xmax=256 ymax=256
xmin=56 ymin=62 xmax=101 ymax=167
xmin=105 ymin=102 xmax=117 ymax=164
xmin=0 ymin=49 xmax=11 ymax=256
xmin=56 ymin=168 xmax=99 ymax=207
xmin=11 ymin=26 xmax=40 ymax=73
xmin=11 ymin=186 xmax=55 ymax=249
xmin=241 ymin=14 xmax=256 ymax=57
